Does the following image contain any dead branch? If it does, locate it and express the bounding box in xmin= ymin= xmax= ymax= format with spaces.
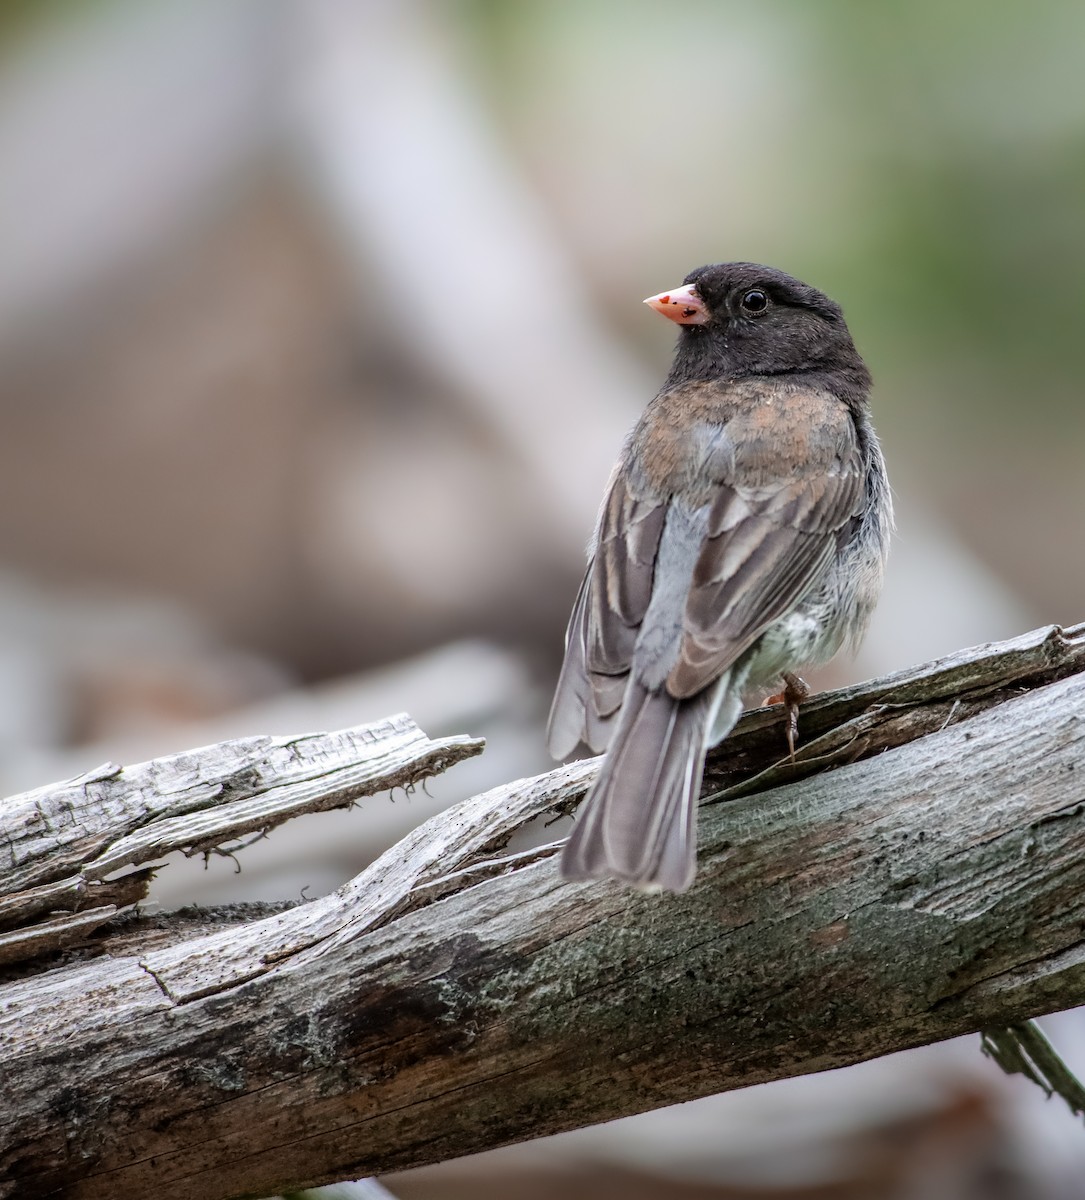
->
xmin=2 ymin=624 xmax=1085 ymax=1199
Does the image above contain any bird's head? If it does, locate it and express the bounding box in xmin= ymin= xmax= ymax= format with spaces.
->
xmin=645 ymin=262 xmax=870 ymax=397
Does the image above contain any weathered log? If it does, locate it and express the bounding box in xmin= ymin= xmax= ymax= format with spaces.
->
xmin=2 ymin=624 xmax=1085 ymax=1200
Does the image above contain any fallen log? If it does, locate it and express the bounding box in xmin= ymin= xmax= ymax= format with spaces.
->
xmin=2 ymin=624 xmax=1084 ymax=1199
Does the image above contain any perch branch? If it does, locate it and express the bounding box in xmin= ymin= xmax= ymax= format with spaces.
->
xmin=2 ymin=624 xmax=1085 ymax=1200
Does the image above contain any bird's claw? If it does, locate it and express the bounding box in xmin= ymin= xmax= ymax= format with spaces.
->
xmin=768 ymin=671 xmax=811 ymax=761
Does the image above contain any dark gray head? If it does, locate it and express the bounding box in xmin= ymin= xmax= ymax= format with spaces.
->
xmin=646 ymin=262 xmax=871 ymax=403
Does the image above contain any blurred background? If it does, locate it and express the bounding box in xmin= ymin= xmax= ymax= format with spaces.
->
xmin=1 ymin=0 xmax=1083 ymax=1196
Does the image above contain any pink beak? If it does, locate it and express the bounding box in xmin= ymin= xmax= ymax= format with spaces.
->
xmin=643 ymin=283 xmax=709 ymax=325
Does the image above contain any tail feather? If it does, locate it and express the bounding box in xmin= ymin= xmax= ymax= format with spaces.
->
xmin=562 ymin=679 xmax=723 ymax=892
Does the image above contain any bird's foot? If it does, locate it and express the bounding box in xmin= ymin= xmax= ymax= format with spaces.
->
xmin=765 ymin=672 xmax=810 ymax=760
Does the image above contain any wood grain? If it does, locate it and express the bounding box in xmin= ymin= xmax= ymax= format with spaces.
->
xmin=2 ymin=625 xmax=1085 ymax=1199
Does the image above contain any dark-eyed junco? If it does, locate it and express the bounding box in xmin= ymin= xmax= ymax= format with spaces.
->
xmin=548 ymin=262 xmax=892 ymax=893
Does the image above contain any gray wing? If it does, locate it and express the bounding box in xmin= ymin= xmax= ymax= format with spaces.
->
xmin=666 ymin=461 xmax=864 ymax=697
xmin=547 ymin=471 xmax=665 ymax=758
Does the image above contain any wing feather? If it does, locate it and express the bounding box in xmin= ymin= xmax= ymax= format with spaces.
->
xmin=547 ymin=470 xmax=667 ymax=756
xmin=667 ymin=459 xmax=863 ymax=697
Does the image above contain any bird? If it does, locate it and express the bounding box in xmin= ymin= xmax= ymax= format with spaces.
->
xmin=547 ymin=262 xmax=892 ymax=893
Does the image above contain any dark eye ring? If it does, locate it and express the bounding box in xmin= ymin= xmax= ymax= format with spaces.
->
xmin=740 ymin=288 xmax=769 ymax=315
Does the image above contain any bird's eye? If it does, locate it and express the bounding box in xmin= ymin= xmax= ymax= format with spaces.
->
xmin=740 ymin=289 xmax=770 ymax=315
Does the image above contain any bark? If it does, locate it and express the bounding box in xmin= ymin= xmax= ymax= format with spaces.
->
xmin=2 ymin=623 xmax=1085 ymax=1200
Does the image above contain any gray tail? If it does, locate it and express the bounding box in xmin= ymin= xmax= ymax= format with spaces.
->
xmin=561 ymin=680 xmax=721 ymax=893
